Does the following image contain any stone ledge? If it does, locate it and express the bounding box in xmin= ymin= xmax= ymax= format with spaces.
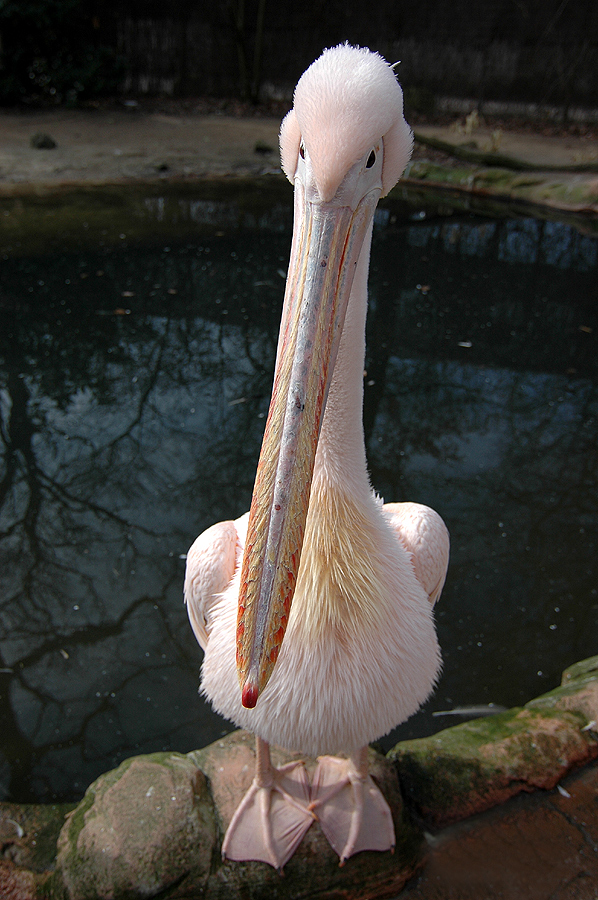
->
xmin=388 ymin=654 xmax=598 ymax=829
xmin=1 ymin=655 xmax=597 ymax=899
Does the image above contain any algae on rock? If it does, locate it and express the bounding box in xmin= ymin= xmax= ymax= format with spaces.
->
xmin=54 ymin=751 xmax=216 ymax=900
xmin=389 ymin=654 xmax=598 ymax=828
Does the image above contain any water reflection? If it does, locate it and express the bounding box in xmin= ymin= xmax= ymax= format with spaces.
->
xmin=0 ymin=197 xmax=597 ymax=802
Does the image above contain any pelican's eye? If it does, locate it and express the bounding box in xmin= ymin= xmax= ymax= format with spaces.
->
xmin=366 ymin=149 xmax=376 ymax=168
xmin=299 ymin=142 xmax=305 ymax=160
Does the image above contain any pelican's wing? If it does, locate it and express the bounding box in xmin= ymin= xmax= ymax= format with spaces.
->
xmin=383 ymin=502 xmax=449 ymax=605
xmin=184 ymin=512 xmax=249 ymax=650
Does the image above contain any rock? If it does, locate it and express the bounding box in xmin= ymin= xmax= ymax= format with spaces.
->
xmin=561 ymin=656 xmax=598 ymax=684
xmin=405 ymin=761 xmax=598 ymax=900
xmin=389 ymin=654 xmax=598 ymax=829
xmin=54 ymin=732 xmax=424 ymax=900
xmin=54 ymin=751 xmax=216 ymax=900
xmin=190 ymin=730 xmax=424 ymax=900
xmin=29 ymin=133 xmax=57 ymax=149
xmin=0 ymin=801 xmax=74 ymax=874
xmin=28 ymin=658 xmax=598 ymax=897
xmin=0 ymin=860 xmax=36 ymax=900
xmin=526 ymin=656 xmax=598 ymax=724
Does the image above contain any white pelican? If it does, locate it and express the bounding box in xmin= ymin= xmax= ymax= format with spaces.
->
xmin=185 ymin=44 xmax=449 ymax=870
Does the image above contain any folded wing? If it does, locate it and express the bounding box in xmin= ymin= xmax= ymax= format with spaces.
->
xmin=184 ymin=513 xmax=249 ymax=650
xmin=383 ymin=502 xmax=449 ymax=605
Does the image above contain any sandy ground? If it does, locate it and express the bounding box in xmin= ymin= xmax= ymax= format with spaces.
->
xmin=0 ymin=108 xmax=283 ymax=186
xmin=415 ymin=122 xmax=598 ymax=168
xmin=1 ymin=106 xmax=597 ymax=189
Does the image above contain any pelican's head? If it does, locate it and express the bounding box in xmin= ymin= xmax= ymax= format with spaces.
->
xmin=280 ymin=44 xmax=412 ymax=202
xmin=236 ymin=45 xmax=413 ymax=709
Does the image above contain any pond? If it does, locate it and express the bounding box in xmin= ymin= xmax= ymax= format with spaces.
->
xmin=1 ymin=182 xmax=597 ymax=803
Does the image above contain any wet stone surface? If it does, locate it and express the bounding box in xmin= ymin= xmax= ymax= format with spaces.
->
xmin=403 ymin=761 xmax=598 ymax=900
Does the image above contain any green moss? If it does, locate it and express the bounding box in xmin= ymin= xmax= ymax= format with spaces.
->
xmin=397 ymin=747 xmax=490 ymax=814
xmin=59 ymin=789 xmax=94 ymax=857
xmin=473 ymin=168 xmax=515 ymax=186
xmin=508 ymin=174 xmax=546 ymax=188
xmin=31 ymin=805 xmax=76 ymax=874
xmin=562 ymin=655 xmax=598 ymax=685
xmin=49 ymin=751 xmax=215 ymax=900
xmin=406 ymin=160 xmax=475 ymax=185
xmin=388 ymin=697 xmax=596 ymax=826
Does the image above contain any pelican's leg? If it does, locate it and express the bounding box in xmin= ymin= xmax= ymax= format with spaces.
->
xmin=221 ymin=737 xmax=315 ymax=870
xmin=309 ymin=747 xmax=395 ymax=864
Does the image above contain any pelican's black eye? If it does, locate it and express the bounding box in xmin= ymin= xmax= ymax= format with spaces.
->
xmin=299 ymin=142 xmax=305 ymax=159
xmin=366 ymin=149 xmax=376 ymax=168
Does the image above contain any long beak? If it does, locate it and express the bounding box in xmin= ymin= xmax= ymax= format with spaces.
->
xmin=236 ymin=167 xmax=381 ymax=709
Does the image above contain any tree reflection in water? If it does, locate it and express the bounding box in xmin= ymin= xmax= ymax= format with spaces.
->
xmin=0 ymin=203 xmax=597 ymax=802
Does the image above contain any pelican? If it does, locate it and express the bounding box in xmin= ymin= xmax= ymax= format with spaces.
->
xmin=185 ymin=44 xmax=449 ymax=870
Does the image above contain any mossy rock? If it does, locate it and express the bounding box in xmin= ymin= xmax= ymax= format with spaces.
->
xmin=562 ymin=655 xmax=598 ymax=684
xmin=389 ymin=655 xmax=598 ymax=828
xmin=0 ymin=801 xmax=74 ymax=874
xmin=15 ymin=658 xmax=598 ymax=896
xmin=189 ymin=730 xmax=425 ymax=900
xmin=404 ymin=156 xmax=598 ymax=223
xmin=53 ymin=751 xmax=216 ymax=900
xmin=50 ymin=734 xmax=424 ymax=900
xmin=405 ymin=160 xmax=475 ymax=186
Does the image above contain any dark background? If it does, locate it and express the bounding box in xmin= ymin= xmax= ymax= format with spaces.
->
xmin=1 ymin=0 xmax=597 ymax=112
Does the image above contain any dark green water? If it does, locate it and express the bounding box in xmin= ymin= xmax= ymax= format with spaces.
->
xmin=1 ymin=184 xmax=597 ymax=802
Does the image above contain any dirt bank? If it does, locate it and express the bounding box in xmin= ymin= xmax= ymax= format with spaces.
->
xmin=1 ymin=107 xmax=597 ymax=227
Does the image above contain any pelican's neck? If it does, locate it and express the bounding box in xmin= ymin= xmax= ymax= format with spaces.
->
xmin=313 ymin=219 xmax=373 ymax=501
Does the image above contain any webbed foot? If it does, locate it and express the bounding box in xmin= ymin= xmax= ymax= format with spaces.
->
xmin=309 ymin=747 xmax=395 ymax=864
xmin=222 ymin=737 xmax=314 ymax=870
